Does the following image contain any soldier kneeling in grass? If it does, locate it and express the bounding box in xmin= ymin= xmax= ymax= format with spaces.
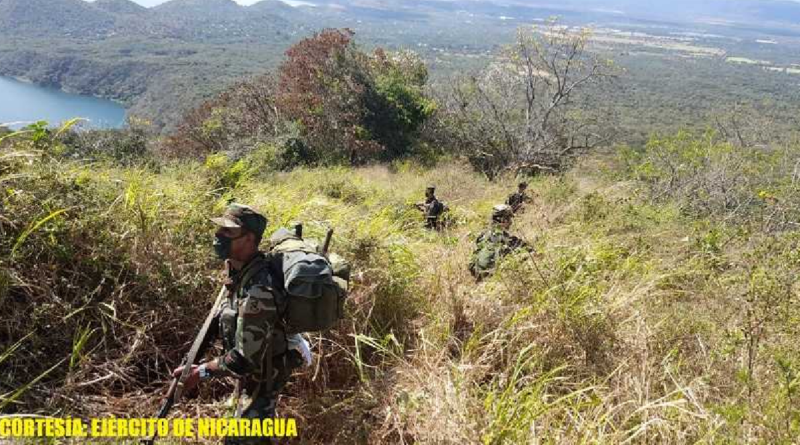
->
xmin=506 ymin=181 xmax=533 ymax=214
xmin=469 ymin=204 xmax=530 ymax=281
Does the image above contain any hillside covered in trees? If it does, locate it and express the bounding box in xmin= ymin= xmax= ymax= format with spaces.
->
xmin=5 ymin=0 xmax=800 ymax=141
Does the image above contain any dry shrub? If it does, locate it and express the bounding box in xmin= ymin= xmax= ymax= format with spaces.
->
xmin=0 ymin=149 xmax=220 ymax=415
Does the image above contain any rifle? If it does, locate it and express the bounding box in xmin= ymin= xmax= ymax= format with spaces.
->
xmin=142 ymin=261 xmax=230 ymax=445
xmin=321 ymin=228 xmax=334 ymax=257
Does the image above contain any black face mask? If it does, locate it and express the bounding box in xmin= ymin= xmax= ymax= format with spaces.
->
xmin=214 ymin=233 xmax=245 ymax=260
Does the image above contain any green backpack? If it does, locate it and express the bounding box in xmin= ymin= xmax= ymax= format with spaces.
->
xmin=469 ymin=243 xmax=501 ymax=278
xmin=473 ymin=245 xmax=500 ymax=271
xmin=469 ymin=229 xmax=515 ymax=278
xmin=269 ymin=228 xmax=350 ymax=334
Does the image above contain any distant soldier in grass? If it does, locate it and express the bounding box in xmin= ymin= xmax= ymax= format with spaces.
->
xmin=171 ymin=203 xmax=308 ymax=445
xmin=415 ymin=185 xmax=447 ymax=230
xmin=469 ymin=204 xmax=530 ymax=281
xmin=506 ymin=181 xmax=533 ymax=214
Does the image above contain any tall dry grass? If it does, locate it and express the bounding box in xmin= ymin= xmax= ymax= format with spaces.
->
xmin=1 ymin=129 xmax=799 ymax=444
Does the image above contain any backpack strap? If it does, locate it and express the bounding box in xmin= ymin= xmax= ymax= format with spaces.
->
xmin=263 ymin=251 xmax=286 ymax=294
xmin=235 ymin=255 xmax=270 ymax=295
xmin=232 ymin=254 xmax=277 ymax=412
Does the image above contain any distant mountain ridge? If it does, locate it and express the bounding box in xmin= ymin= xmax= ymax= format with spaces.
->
xmin=0 ymin=0 xmax=297 ymax=39
xmin=5 ymin=0 xmax=800 ymax=41
xmin=153 ymin=0 xmax=243 ymax=16
xmin=0 ymin=0 xmax=119 ymax=37
xmin=153 ymin=0 xmax=293 ymax=39
xmin=92 ymin=0 xmax=148 ymax=15
xmin=248 ymin=0 xmax=298 ymax=15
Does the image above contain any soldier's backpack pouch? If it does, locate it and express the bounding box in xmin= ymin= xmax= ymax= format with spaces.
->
xmin=474 ymin=246 xmax=499 ymax=272
xmin=270 ymin=229 xmax=350 ymax=334
xmin=279 ymin=250 xmax=340 ymax=333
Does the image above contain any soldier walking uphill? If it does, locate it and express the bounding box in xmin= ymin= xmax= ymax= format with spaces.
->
xmin=506 ymin=182 xmax=533 ymax=214
xmin=469 ymin=204 xmax=530 ymax=281
xmin=415 ymin=185 xmax=447 ymax=230
xmin=171 ymin=204 xmax=307 ymax=445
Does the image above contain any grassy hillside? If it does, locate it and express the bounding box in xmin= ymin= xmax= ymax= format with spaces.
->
xmin=2 ymin=125 xmax=799 ymax=443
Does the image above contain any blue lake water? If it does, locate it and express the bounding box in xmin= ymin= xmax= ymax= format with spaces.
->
xmin=0 ymin=76 xmax=126 ymax=129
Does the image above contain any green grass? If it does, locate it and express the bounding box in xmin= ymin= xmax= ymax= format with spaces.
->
xmin=1 ymin=130 xmax=800 ymax=443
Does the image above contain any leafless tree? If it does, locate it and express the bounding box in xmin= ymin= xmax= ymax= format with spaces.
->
xmin=436 ymin=24 xmax=617 ymax=179
xmin=712 ymin=105 xmax=778 ymax=149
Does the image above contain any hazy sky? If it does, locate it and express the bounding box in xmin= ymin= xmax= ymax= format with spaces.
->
xmin=95 ymin=0 xmax=798 ymax=8
xmin=108 ymin=0 xmax=263 ymax=6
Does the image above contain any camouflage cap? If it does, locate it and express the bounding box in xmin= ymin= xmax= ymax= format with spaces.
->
xmin=211 ymin=203 xmax=267 ymax=238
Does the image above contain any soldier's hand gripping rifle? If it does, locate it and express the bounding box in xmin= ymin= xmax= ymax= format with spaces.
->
xmin=141 ymin=261 xmax=230 ymax=445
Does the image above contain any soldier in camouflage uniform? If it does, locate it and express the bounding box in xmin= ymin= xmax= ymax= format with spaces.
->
xmin=469 ymin=204 xmax=529 ymax=281
xmin=172 ymin=204 xmax=304 ymax=444
xmin=415 ymin=185 xmax=446 ymax=230
xmin=506 ymin=182 xmax=532 ymax=214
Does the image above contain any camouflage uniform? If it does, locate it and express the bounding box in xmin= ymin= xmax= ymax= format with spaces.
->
xmin=506 ymin=183 xmax=532 ymax=213
xmin=206 ymin=203 xmax=300 ymax=445
xmin=421 ymin=197 xmax=446 ymax=229
xmin=469 ymin=205 xmax=528 ymax=280
xmin=213 ymin=254 xmax=296 ymax=445
xmin=417 ymin=186 xmax=446 ymax=230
